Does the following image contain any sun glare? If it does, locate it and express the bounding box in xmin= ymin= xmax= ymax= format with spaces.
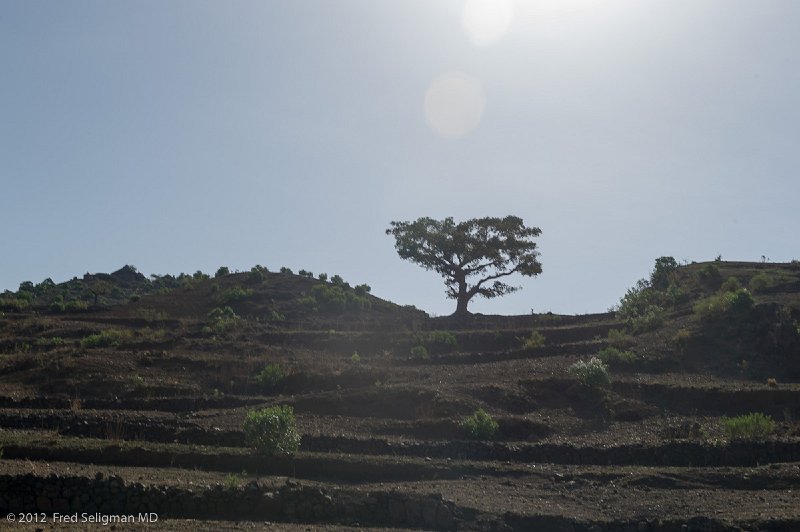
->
xmin=461 ymin=0 xmax=515 ymax=46
xmin=424 ymin=72 xmax=486 ymax=139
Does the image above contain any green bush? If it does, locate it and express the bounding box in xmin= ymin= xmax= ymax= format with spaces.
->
xmin=218 ymin=287 xmax=253 ymax=303
xmin=354 ymin=284 xmax=371 ymax=296
xmin=720 ymin=276 xmax=742 ymax=292
xmin=460 ymin=408 xmax=499 ymax=440
xmin=606 ymin=329 xmax=633 ymax=349
xmin=317 ymin=273 xmax=328 ymax=282
xmin=520 ymin=330 xmax=546 ymax=349
xmin=651 ymin=256 xmax=678 ymax=290
xmin=215 ymin=266 xmax=230 ymax=278
xmin=310 ymin=284 xmax=370 ymax=312
xmin=207 ymin=306 xmax=239 ymax=333
xmin=243 ymin=405 xmax=301 ymax=455
xmin=65 ymin=300 xmax=89 ymax=311
xmin=255 ymin=363 xmax=285 ymax=390
xmin=279 ymin=267 xmax=293 ymax=275
xmin=409 ymin=345 xmax=429 ymax=359
xmin=568 ymin=357 xmax=611 ymax=387
xmin=81 ymin=329 xmax=130 ymax=348
xmin=34 ymin=336 xmax=65 ymax=347
xmin=722 ymin=413 xmax=775 ymax=440
xmin=208 ymin=306 xmax=236 ymax=320
xmin=693 ymin=288 xmax=753 ymax=321
xmin=748 ymin=272 xmax=775 ymax=293
xmin=627 ymin=305 xmax=665 ymax=334
xmin=697 ymin=263 xmax=722 ymax=287
xmin=597 ymin=346 xmax=637 ymax=367
xmin=249 ymin=267 xmax=265 ymax=283
xmin=425 ymin=330 xmax=457 ymax=348
xmin=0 ymin=297 xmax=31 ymax=311
xmin=616 ymin=279 xmax=665 ymax=333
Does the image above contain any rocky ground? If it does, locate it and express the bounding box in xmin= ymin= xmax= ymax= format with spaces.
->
xmin=1 ymin=261 xmax=799 ymax=530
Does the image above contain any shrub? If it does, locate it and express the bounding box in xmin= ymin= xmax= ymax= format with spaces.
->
xmin=697 ymin=263 xmax=722 ymax=287
xmin=218 ymin=287 xmax=253 ymax=303
xmin=409 ymin=345 xmax=429 ymax=359
xmin=568 ymin=357 xmax=611 ymax=387
xmin=208 ymin=306 xmax=237 ymax=321
xmin=520 ymin=330 xmax=546 ymax=349
xmin=249 ymin=267 xmax=265 ymax=283
xmin=627 ymin=305 xmax=665 ymax=334
xmin=0 ymin=297 xmax=30 ymax=311
xmin=279 ymin=267 xmax=293 ymax=275
xmin=720 ymin=276 xmax=742 ymax=292
xmin=460 ymin=408 xmax=499 ymax=440
xmin=317 ymin=273 xmax=328 ymax=282
xmin=310 ymin=284 xmax=370 ymax=312
xmin=350 ymin=352 xmax=361 ymax=364
xmin=425 ymin=330 xmax=457 ymax=348
xmin=597 ymin=346 xmax=637 ymax=367
xmin=606 ymin=329 xmax=633 ymax=349
xmin=215 ymin=266 xmax=230 ymax=278
xmin=693 ymin=288 xmax=753 ymax=321
xmin=207 ymin=306 xmax=239 ymax=333
xmin=722 ymin=413 xmax=775 ymax=440
xmin=65 ymin=300 xmax=89 ymax=311
xmin=748 ymin=272 xmax=775 ymax=293
xmin=243 ymin=405 xmax=301 ymax=455
xmin=651 ymin=256 xmax=679 ymax=290
xmin=254 ymin=363 xmax=285 ymax=390
xmin=354 ymin=284 xmax=371 ymax=297
xmin=81 ymin=329 xmax=130 ymax=348
xmin=34 ymin=336 xmax=65 ymax=347
xmin=616 ymin=279 xmax=665 ymax=333
xmin=268 ymin=310 xmax=285 ymax=322
xmin=298 ymin=269 xmax=314 ymax=278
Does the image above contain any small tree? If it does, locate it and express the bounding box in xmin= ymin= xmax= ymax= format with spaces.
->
xmin=243 ymin=405 xmax=301 ymax=455
xmin=461 ymin=408 xmax=499 ymax=440
xmin=386 ymin=216 xmax=542 ymax=315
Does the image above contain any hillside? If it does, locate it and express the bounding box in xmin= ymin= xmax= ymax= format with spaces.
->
xmin=0 ymin=259 xmax=799 ymax=531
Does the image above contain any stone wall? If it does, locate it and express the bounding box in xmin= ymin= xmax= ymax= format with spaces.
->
xmin=0 ymin=473 xmax=458 ymax=530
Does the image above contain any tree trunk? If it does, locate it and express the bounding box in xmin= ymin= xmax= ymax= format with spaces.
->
xmin=453 ymin=274 xmax=471 ymax=316
xmin=454 ymin=295 xmax=471 ymax=316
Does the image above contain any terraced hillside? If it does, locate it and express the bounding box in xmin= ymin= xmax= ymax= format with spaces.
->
xmin=1 ymin=261 xmax=799 ymax=531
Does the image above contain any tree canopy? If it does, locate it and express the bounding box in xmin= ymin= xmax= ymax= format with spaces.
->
xmin=386 ymin=216 xmax=542 ymax=315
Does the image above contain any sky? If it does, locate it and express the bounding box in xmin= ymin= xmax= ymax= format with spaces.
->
xmin=1 ymin=0 xmax=799 ymax=316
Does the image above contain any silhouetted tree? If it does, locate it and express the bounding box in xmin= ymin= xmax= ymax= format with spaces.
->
xmin=386 ymin=216 xmax=542 ymax=315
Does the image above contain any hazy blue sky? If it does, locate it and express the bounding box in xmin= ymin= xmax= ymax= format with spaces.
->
xmin=2 ymin=1 xmax=798 ymax=316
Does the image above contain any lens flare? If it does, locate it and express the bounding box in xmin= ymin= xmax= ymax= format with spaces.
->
xmin=462 ymin=0 xmax=515 ymax=46
xmin=424 ymin=72 xmax=486 ymax=139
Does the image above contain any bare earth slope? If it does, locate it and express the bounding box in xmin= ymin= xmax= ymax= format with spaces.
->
xmin=1 ymin=262 xmax=799 ymax=530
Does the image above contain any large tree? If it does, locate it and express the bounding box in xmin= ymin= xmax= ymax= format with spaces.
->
xmin=386 ymin=216 xmax=542 ymax=315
